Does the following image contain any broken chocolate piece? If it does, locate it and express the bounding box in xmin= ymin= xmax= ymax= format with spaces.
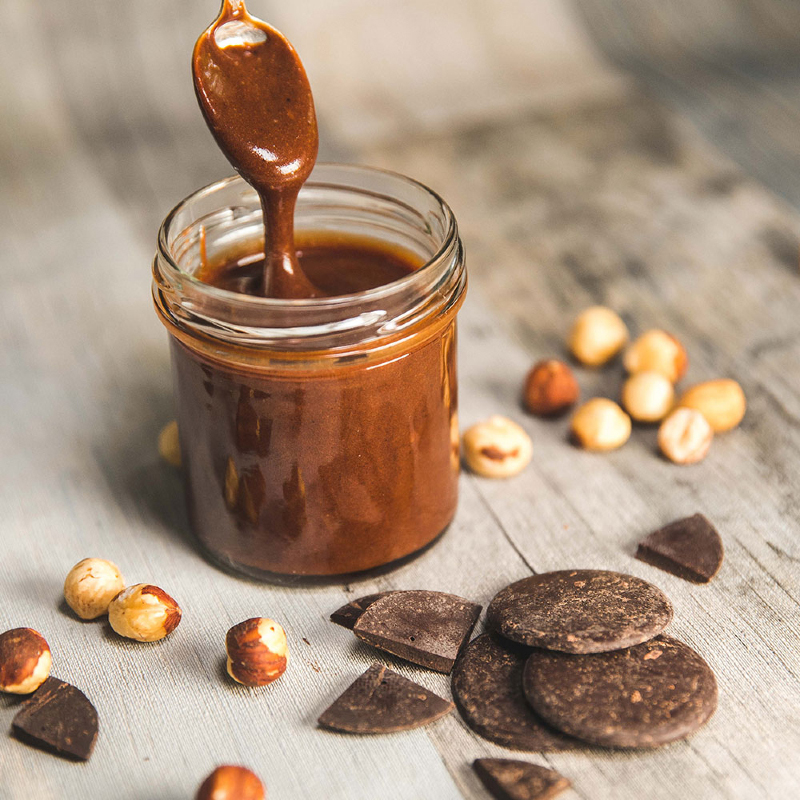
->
xmin=330 ymin=592 xmax=393 ymax=630
xmin=12 ymin=677 xmax=98 ymax=761
xmin=474 ymin=758 xmax=571 ymax=800
xmin=318 ymin=663 xmax=453 ymax=734
xmin=353 ymin=590 xmax=482 ymax=673
xmin=487 ymin=570 xmax=672 ymax=653
xmin=636 ymin=513 xmax=724 ymax=583
xmin=451 ymin=634 xmax=579 ymax=751
xmin=523 ymin=634 xmax=718 ymax=748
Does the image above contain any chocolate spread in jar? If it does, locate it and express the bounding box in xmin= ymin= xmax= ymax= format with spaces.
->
xmin=170 ymin=1 xmax=463 ymax=577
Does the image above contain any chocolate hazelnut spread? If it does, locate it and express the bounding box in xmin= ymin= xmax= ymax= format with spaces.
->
xmin=152 ymin=2 xmax=466 ymax=577
xmin=193 ymin=0 xmax=319 ymax=298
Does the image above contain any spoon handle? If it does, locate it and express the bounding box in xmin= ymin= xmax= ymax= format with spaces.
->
xmin=220 ymin=0 xmax=247 ymax=18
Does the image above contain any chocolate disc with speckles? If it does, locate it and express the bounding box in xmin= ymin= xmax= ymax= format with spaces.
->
xmin=487 ymin=570 xmax=672 ymax=653
xmin=523 ymin=635 xmax=718 ymax=748
xmin=452 ymin=634 xmax=580 ymax=751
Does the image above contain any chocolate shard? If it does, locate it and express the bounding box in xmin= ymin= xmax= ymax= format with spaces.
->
xmin=12 ymin=677 xmax=98 ymax=761
xmin=318 ymin=663 xmax=454 ymax=734
xmin=473 ymin=758 xmax=571 ymax=800
xmin=523 ymin=635 xmax=718 ymax=749
xmin=330 ymin=592 xmax=394 ymax=630
xmin=451 ymin=634 xmax=580 ymax=752
xmin=487 ymin=570 xmax=672 ymax=654
xmin=636 ymin=513 xmax=724 ymax=583
xmin=352 ymin=590 xmax=482 ymax=673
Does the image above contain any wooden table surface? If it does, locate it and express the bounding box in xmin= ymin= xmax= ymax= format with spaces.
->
xmin=1 ymin=2 xmax=799 ymax=798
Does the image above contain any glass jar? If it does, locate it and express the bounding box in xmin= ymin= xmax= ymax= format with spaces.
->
xmin=153 ymin=164 xmax=466 ymax=580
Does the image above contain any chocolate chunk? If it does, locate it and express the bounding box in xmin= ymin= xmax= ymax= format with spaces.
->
xmin=452 ymin=634 xmax=579 ymax=751
xmin=474 ymin=759 xmax=571 ymax=800
xmin=318 ymin=663 xmax=453 ymax=734
xmin=330 ymin=592 xmax=394 ymax=630
xmin=487 ymin=570 xmax=672 ymax=653
xmin=12 ymin=677 xmax=98 ymax=761
xmin=523 ymin=634 xmax=718 ymax=748
xmin=636 ymin=513 xmax=724 ymax=583
xmin=353 ymin=590 xmax=482 ymax=673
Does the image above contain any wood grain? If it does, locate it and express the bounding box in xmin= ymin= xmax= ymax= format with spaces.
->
xmin=2 ymin=1 xmax=800 ymax=799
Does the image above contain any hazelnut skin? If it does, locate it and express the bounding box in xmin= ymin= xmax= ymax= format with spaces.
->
xmin=658 ymin=408 xmax=713 ymax=464
xmin=624 ymin=330 xmax=688 ymax=383
xmin=621 ymin=371 xmax=675 ymax=423
xmin=108 ymin=584 xmax=182 ymax=642
xmin=158 ymin=421 xmax=181 ymax=468
xmin=568 ymin=306 xmax=629 ymax=367
xmin=678 ymin=379 xmax=746 ymax=432
xmin=570 ymin=398 xmax=631 ymax=452
xmin=226 ymin=618 xmax=289 ymax=687
xmin=63 ymin=558 xmax=125 ymax=620
xmin=524 ymin=360 xmax=579 ymax=416
xmin=0 ymin=628 xmax=52 ymax=694
xmin=196 ymin=765 xmax=265 ymax=800
xmin=462 ymin=416 xmax=533 ymax=478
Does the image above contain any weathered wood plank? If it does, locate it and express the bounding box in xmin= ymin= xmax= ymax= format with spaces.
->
xmin=2 ymin=1 xmax=800 ymax=798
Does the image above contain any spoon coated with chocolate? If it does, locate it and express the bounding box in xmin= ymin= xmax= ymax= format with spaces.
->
xmin=193 ymin=0 xmax=320 ymax=298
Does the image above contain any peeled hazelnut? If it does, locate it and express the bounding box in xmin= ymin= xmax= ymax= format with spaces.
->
xmin=678 ymin=379 xmax=746 ymax=432
xmin=226 ymin=618 xmax=289 ymax=687
xmin=63 ymin=558 xmax=125 ymax=620
xmin=108 ymin=584 xmax=182 ymax=642
xmin=568 ymin=306 xmax=628 ymax=367
xmin=196 ymin=765 xmax=265 ymax=800
xmin=570 ymin=398 xmax=631 ymax=452
xmin=621 ymin=371 xmax=675 ymax=423
xmin=462 ymin=416 xmax=533 ymax=478
xmin=524 ymin=359 xmax=579 ymax=416
xmin=623 ymin=329 xmax=688 ymax=383
xmin=0 ymin=628 xmax=52 ymax=694
xmin=658 ymin=407 xmax=713 ymax=464
xmin=158 ymin=421 xmax=181 ymax=468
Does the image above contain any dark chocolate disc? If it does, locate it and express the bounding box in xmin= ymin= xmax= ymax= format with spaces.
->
xmin=487 ymin=570 xmax=672 ymax=653
xmin=12 ymin=677 xmax=99 ymax=761
xmin=330 ymin=592 xmax=394 ymax=630
xmin=318 ymin=663 xmax=453 ymax=734
xmin=523 ymin=635 xmax=718 ymax=748
xmin=473 ymin=758 xmax=571 ymax=800
xmin=451 ymin=634 xmax=579 ymax=751
xmin=353 ymin=590 xmax=482 ymax=673
xmin=636 ymin=513 xmax=724 ymax=583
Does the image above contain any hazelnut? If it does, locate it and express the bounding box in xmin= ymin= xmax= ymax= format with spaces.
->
xmin=658 ymin=408 xmax=713 ymax=464
xmin=678 ymin=379 xmax=746 ymax=432
xmin=196 ymin=765 xmax=265 ymax=800
xmin=63 ymin=558 xmax=125 ymax=620
xmin=621 ymin=371 xmax=675 ymax=423
xmin=158 ymin=421 xmax=181 ymax=468
xmin=462 ymin=416 xmax=533 ymax=478
xmin=623 ymin=330 xmax=688 ymax=383
xmin=0 ymin=628 xmax=52 ymax=694
xmin=570 ymin=398 xmax=631 ymax=451
xmin=524 ymin=359 xmax=579 ymax=416
xmin=108 ymin=584 xmax=182 ymax=642
xmin=568 ymin=306 xmax=628 ymax=367
xmin=226 ymin=618 xmax=289 ymax=687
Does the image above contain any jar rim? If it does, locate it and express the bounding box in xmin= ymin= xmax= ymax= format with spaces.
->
xmin=153 ymin=163 xmax=466 ymax=355
xmin=156 ymin=163 xmax=458 ymax=309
